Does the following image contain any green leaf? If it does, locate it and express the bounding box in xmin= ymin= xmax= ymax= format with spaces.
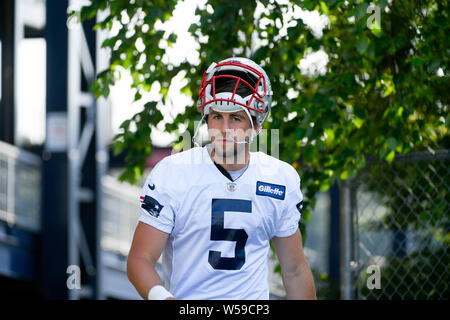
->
xmin=369 ymin=25 xmax=382 ymax=37
xmin=167 ymin=33 xmax=177 ymax=43
xmin=356 ymin=3 xmax=369 ymax=19
xmin=411 ymin=57 xmax=424 ymax=67
xmin=302 ymin=0 xmax=315 ymax=10
xmin=120 ymin=119 xmax=131 ymax=130
xmin=181 ymin=84 xmax=192 ymax=96
xmin=387 ymin=137 xmax=397 ymax=150
xmin=385 ymin=150 xmax=395 ymax=163
xmin=113 ymin=141 xmax=125 ymax=155
xmin=427 ymin=60 xmax=440 ymax=73
xmin=319 ymin=1 xmax=329 ymax=15
xmin=302 ymin=145 xmax=315 ymax=163
xmin=353 ymin=117 xmax=364 ymax=129
xmin=356 ymin=38 xmax=369 ymax=55
xmin=320 ymin=182 xmax=331 ymax=192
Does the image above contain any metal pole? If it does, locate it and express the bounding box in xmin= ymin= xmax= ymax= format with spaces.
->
xmin=67 ymin=4 xmax=81 ymax=299
xmin=328 ymin=183 xmax=341 ymax=294
xmin=67 ymin=0 xmax=103 ymax=299
xmin=42 ymin=0 xmax=70 ymax=299
xmin=0 ymin=0 xmax=16 ymax=144
xmin=94 ymin=8 xmax=111 ymax=300
xmin=340 ymin=179 xmax=354 ymax=300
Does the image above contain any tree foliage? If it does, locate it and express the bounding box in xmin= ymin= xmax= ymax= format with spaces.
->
xmin=72 ymin=0 xmax=449 ymax=230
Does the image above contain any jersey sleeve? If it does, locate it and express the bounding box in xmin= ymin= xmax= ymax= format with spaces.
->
xmin=138 ymin=160 xmax=178 ymax=234
xmin=274 ymin=167 xmax=303 ymax=238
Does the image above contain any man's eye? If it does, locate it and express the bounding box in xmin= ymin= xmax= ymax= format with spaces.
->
xmin=233 ymin=117 xmax=241 ymax=121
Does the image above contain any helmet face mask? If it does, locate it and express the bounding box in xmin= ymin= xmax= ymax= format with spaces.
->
xmin=197 ymin=57 xmax=273 ymax=137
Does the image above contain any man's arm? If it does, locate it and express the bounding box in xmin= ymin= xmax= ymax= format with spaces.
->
xmin=272 ymin=229 xmax=317 ymax=300
xmin=127 ymin=222 xmax=174 ymax=299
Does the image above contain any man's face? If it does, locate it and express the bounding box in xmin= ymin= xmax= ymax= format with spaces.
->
xmin=207 ymin=109 xmax=255 ymax=161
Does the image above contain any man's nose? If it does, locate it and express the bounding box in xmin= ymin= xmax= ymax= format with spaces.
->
xmin=220 ymin=117 xmax=230 ymax=133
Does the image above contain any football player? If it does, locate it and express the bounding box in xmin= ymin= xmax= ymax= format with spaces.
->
xmin=127 ymin=57 xmax=316 ymax=300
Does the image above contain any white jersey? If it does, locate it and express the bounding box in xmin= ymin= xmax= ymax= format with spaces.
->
xmin=138 ymin=145 xmax=303 ymax=300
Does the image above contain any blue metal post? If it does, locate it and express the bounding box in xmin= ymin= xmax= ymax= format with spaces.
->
xmin=329 ymin=183 xmax=341 ymax=297
xmin=42 ymin=0 xmax=69 ymax=299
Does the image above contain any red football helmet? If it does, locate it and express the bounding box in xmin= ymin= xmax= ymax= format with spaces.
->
xmin=196 ymin=57 xmax=273 ymax=138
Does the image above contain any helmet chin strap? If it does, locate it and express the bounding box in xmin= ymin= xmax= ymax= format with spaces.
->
xmin=192 ymin=113 xmax=206 ymax=148
xmin=230 ymin=107 xmax=255 ymax=145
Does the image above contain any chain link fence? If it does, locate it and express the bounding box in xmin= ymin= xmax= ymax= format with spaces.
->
xmin=343 ymin=150 xmax=449 ymax=300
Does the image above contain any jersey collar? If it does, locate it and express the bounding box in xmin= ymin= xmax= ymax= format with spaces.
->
xmin=203 ymin=144 xmax=253 ymax=183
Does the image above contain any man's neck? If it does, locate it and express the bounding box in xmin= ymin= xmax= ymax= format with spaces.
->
xmin=209 ymin=146 xmax=250 ymax=171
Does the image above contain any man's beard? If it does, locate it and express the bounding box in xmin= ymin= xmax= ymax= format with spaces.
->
xmin=212 ymin=139 xmax=247 ymax=165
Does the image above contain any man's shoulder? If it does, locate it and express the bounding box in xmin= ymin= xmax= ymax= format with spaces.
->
xmin=153 ymin=146 xmax=206 ymax=170
xmin=252 ymin=152 xmax=298 ymax=175
xmin=252 ymin=152 xmax=300 ymax=188
xmin=147 ymin=146 xmax=208 ymax=183
xmin=143 ymin=147 xmax=207 ymax=197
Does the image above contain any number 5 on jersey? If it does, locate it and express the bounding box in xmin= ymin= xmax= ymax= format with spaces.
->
xmin=208 ymin=199 xmax=252 ymax=271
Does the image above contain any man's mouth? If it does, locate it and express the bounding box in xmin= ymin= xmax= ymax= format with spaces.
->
xmin=213 ymin=137 xmax=234 ymax=143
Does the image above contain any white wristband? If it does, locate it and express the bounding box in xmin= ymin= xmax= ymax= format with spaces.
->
xmin=147 ymin=285 xmax=174 ymax=300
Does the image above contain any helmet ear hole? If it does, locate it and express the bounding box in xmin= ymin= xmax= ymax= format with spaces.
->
xmin=252 ymin=116 xmax=258 ymax=129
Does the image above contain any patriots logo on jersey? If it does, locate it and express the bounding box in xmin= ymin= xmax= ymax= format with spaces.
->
xmin=140 ymin=195 xmax=164 ymax=218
